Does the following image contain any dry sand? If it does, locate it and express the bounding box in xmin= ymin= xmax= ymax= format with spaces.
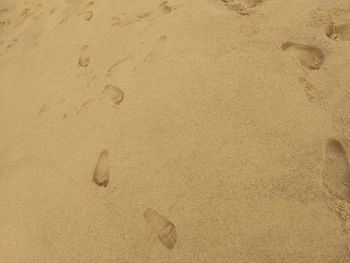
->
xmin=1 ymin=0 xmax=350 ymax=262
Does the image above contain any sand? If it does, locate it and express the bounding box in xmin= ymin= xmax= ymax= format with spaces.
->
xmin=1 ymin=0 xmax=350 ymax=262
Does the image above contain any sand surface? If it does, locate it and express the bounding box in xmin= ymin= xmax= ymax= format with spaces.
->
xmin=1 ymin=0 xmax=350 ymax=262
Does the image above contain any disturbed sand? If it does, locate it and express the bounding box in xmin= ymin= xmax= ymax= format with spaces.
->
xmin=1 ymin=0 xmax=350 ymax=262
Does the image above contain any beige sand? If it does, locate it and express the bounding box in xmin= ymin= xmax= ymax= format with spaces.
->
xmin=1 ymin=0 xmax=350 ymax=262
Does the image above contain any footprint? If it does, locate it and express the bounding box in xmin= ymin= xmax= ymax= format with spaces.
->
xmin=298 ymin=76 xmax=324 ymax=103
xmin=280 ymin=42 xmax=324 ymax=70
xmin=93 ymin=150 xmax=110 ymax=187
xmin=0 ymin=38 xmax=18 ymax=57
xmin=322 ymin=139 xmax=350 ymax=202
xmin=219 ymin=0 xmax=262 ymax=15
xmin=78 ymin=45 xmax=90 ymax=67
xmin=137 ymin=1 xmax=172 ymax=20
xmin=103 ymin=84 xmax=124 ymax=105
xmin=38 ymin=104 xmax=50 ymax=114
xmin=0 ymin=8 xmax=10 ymax=15
xmin=106 ymin=56 xmax=131 ymax=77
xmin=75 ymin=98 xmax=93 ymax=114
xmin=112 ymin=1 xmax=173 ymax=26
xmin=16 ymin=2 xmax=43 ymax=27
xmin=79 ymin=10 xmax=93 ymax=21
xmin=0 ymin=20 xmax=10 ymax=32
xmin=325 ymin=23 xmax=350 ymax=41
xmin=143 ymin=208 xmax=177 ymax=249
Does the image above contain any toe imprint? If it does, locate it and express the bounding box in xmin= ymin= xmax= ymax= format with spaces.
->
xmin=325 ymin=23 xmax=350 ymax=41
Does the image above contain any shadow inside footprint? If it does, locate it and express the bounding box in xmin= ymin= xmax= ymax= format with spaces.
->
xmin=280 ymin=42 xmax=324 ymax=70
xmin=325 ymin=23 xmax=350 ymax=41
xmin=144 ymin=208 xmax=177 ymax=249
xmin=322 ymin=139 xmax=350 ymax=202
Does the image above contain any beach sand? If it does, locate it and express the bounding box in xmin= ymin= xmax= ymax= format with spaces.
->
xmin=1 ymin=0 xmax=350 ymax=262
